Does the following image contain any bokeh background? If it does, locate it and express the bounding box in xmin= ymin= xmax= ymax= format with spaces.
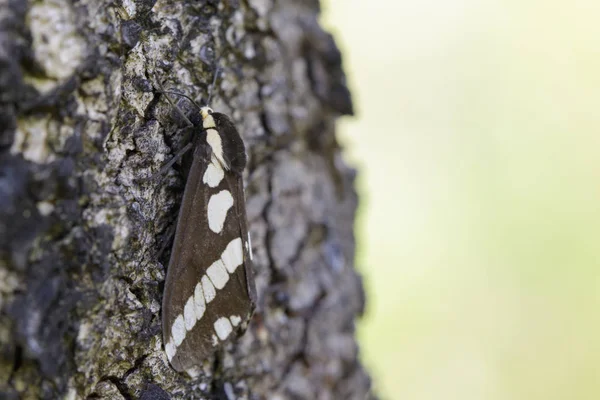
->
xmin=322 ymin=1 xmax=600 ymax=399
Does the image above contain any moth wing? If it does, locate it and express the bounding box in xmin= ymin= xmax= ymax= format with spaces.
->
xmin=213 ymin=112 xmax=247 ymax=175
xmin=229 ymin=173 xmax=257 ymax=305
xmin=162 ymin=141 xmax=256 ymax=373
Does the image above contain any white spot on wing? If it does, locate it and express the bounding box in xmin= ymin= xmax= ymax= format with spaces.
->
xmin=194 ymin=282 xmax=206 ymax=320
xmin=203 ymin=162 xmax=224 ymax=187
xmin=230 ymin=315 xmax=242 ymax=327
xmin=222 ymin=238 xmax=244 ymax=273
xmin=214 ymin=317 xmax=233 ymax=340
xmin=206 ymin=129 xmax=228 ymax=170
xmin=207 ymin=190 xmax=234 ymax=233
xmin=171 ymin=315 xmax=186 ymax=346
xmin=165 ymin=340 xmax=176 ymax=361
xmin=184 ymin=297 xmax=196 ymax=331
xmin=212 ymin=334 xmax=219 ymax=346
xmin=207 ymin=259 xmax=230 ymax=289
xmin=201 ymin=275 xmax=216 ymax=303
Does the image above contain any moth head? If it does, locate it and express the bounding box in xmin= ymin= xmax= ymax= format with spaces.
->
xmin=200 ymin=106 xmax=213 ymax=118
xmin=200 ymin=106 xmax=216 ymax=129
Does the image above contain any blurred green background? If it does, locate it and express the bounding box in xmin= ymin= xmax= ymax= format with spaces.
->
xmin=322 ymin=0 xmax=600 ymax=399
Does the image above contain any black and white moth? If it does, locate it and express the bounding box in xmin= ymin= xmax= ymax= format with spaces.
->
xmin=161 ymin=100 xmax=257 ymax=374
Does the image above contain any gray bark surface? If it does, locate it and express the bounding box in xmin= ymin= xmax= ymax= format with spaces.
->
xmin=0 ymin=0 xmax=372 ymax=398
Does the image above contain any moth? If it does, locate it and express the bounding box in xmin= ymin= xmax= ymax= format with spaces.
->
xmin=159 ymin=88 xmax=257 ymax=374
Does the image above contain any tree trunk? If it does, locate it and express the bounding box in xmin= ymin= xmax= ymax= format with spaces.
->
xmin=0 ymin=0 xmax=372 ymax=398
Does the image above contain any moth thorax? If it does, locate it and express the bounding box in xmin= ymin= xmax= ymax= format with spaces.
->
xmin=200 ymin=106 xmax=216 ymax=129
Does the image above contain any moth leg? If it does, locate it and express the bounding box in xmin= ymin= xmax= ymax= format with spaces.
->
xmin=150 ymin=142 xmax=194 ymax=182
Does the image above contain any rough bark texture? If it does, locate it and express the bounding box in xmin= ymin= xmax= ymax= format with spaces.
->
xmin=0 ymin=0 xmax=372 ymax=399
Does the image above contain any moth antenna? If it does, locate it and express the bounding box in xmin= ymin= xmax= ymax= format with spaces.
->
xmin=206 ymin=66 xmax=221 ymax=106
xmin=160 ymin=91 xmax=203 ymax=112
xmin=153 ymin=75 xmax=195 ymax=128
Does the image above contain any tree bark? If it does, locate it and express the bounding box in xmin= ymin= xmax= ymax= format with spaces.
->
xmin=0 ymin=0 xmax=372 ymax=399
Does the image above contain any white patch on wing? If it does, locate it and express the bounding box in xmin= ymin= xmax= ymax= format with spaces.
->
xmin=214 ymin=317 xmax=233 ymax=341
xmin=171 ymin=315 xmax=186 ymax=346
xmin=206 ymin=129 xmax=228 ymax=170
xmin=211 ymin=334 xmax=219 ymax=346
xmin=203 ymin=162 xmax=224 ymax=187
xmin=207 ymin=190 xmax=234 ymax=233
xmin=165 ymin=340 xmax=176 ymax=361
xmin=201 ymin=275 xmax=216 ymax=303
xmin=194 ymin=283 xmax=206 ymax=320
xmin=183 ymin=297 xmax=196 ymax=331
xmin=207 ymin=259 xmax=230 ymax=289
xmin=230 ymin=315 xmax=242 ymax=327
xmin=222 ymin=238 xmax=244 ymax=273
